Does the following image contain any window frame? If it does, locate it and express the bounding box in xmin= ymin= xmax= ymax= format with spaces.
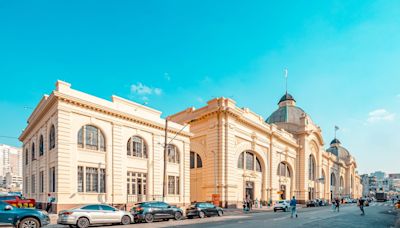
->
xmin=77 ymin=125 xmax=106 ymax=152
xmin=167 ymin=144 xmax=180 ymax=164
xmin=238 ymin=151 xmax=262 ymax=172
xmin=49 ymin=125 xmax=56 ymax=150
xmin=127 ymin=136 xmax=148 ymax=158
xmin=39 ymin=135 xmax=44 ymax=156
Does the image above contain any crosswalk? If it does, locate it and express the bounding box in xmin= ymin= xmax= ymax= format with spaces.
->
xmin=368 ymin=202 xmax=394 ymax=207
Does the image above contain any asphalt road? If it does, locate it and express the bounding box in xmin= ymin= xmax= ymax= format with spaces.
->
xmin=49 ymin=202 xmax=399 ymax=228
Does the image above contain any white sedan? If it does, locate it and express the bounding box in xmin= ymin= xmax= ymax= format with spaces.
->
xmin=58 ymin=204 xmax=134 ymax=228
xmin=273 ymin=200 xmax=291 ymax=212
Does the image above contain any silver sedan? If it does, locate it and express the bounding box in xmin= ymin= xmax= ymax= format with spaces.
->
xmin=57 ymin=204 xmax=133 ymax=228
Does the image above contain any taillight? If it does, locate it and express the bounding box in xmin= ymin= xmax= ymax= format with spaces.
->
xmin=136 ymin=207 xmax=143 ymax=212
xmin=62 ymin=212 xmax=73 ymax=215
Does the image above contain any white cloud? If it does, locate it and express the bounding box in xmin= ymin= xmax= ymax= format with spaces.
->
xmin=367 ymin=109 xmax=395 ymax=123
xmin=130 ymin=82 xmax=162 ymax=96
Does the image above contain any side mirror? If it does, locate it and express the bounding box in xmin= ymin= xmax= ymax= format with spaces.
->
xmin=4 ymin=205 xmax=12 ymax=211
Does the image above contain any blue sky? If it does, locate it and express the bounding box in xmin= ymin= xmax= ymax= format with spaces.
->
xmin=0 ymin=0 xmax=399 ymax=174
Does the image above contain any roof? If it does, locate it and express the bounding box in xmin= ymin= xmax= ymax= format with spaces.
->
xmin=266 ymin=105 xmax=307 ymax=125
xmin=327 ymin=138 xmax=351 ymax=160
xmin=278 ymin=93 xmax=296 ymax=104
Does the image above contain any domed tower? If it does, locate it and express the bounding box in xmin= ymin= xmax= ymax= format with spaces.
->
xmin=266 ymin=93 xmax=313 ymax=133
xmin=326 ymin=138 xmax=351 ymax=161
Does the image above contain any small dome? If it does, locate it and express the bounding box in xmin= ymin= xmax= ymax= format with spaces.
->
xmin=279 ymin=93 xmax=296 ymax=104
xmin=266 ymin=105 xmax=307 ymax=125
xmin=330 ymin=138 xmax=341 ymax=145
xmin=327 ymin=138 xmax=351 ymax=160
xmin=266 ymin=93 xmax=311 ymax=126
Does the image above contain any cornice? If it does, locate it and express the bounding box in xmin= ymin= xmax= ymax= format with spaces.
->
xmin=54 ymin=91 xmax=192 ymax=138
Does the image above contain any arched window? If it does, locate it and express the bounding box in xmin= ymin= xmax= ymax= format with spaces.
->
xmin=77 ymin=125 xmax=106 ymax=151
xmin=127 ymin=136 xmax=147 ymax=158
xmin=167 ymin=144 xmax=179 ymax=163
xmin=31 ymin=143 xmax=35 ymax=161
xmin=238 ymin=151 xmax=262 ymax=172
xmin=277 ymin=162 xmax=291 ymax=177
xmin=238 ymin=153 xmax=244 ymax=169
xmin=331 ymin=173 xmax=336 ymax=186
xmin=49 ymin=125 xmax=56 ymax=150
xmin=308 ymin=154 xmax=316 ymax=181
xmin=340 ymin=176 xmax=344 ymax=189
xmin=25 ymin=149 xmax=29 ymax=165
xmin=256 ymin=157 xmax=262 ymax=172
xmin=351 ymin=175 xmax=354 ymax=189
xmin=39 ymin=135 xmax=44 ymax=156
xmin=190 ymin=151 xmax=203 ymax=169
xmin=196 ymin=154 xmax=202 ymax=168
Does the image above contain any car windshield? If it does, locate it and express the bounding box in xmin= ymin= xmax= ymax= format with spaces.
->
xmin=278 ymin=201 xmax=284 ymax=204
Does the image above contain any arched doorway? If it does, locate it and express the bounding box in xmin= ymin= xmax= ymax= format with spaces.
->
xmin=277 ymin=162 xmax=292 ymax=200
xmin=237 ymin=151 xmax=264 ymax=203
xmin=330 ymin=172 xmax=336 ymax=201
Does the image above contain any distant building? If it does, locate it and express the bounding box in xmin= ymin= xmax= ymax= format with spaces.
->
xmin=388 ymin=174 xmax=400 ymax=192
xmin=0 ymin=144 xmax=23 ymax=190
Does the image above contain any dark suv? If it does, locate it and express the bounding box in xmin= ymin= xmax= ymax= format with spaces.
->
xmin=186 ymin=202 xmax=223 ymax=219
xmin=130 ymin=201 xmax=183 ymax=223
xmin=0 ymin=201 xmax=50 ymax=228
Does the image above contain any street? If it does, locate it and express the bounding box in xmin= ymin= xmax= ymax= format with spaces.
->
xmin=48 ymin=202 xmax=399 ymax=228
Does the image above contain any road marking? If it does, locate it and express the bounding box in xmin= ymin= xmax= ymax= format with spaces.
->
xmin=273 ymin=217 xmax=287 ymax=221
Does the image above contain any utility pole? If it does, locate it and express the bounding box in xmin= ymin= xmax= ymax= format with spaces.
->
xmin=162 ymin=118 xmax=168 ymax=200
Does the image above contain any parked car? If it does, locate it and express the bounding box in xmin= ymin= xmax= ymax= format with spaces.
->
xmin=186 ymin=202 xmax=223 ymax=218
xmin=317 ymin=199 xmax=328 ymax=206
xmin=273 ymin=200 xmax=290 ymax=212
xmin=130 ymin=201 xmax=183 ymax=223
xmin=0 ymin=195 xmax=35 ymax=208
xmin=57 ymin=204 xmax=133 ymax=228
xmin=306 ymin=200 xmax=318 ymax=207
xmin=0 ymin=200 xmax=50 ymax=228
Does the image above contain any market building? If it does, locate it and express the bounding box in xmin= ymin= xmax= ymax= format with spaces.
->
xmin=170 ymin=93 xmax=362 ymax=207
xmin=19 ymin=81 xmax=191 ymax=212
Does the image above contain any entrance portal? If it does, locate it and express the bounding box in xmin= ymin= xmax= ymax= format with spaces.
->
xmin=280 ymin=185 xmax=286 ymax=200
xmin=245 ymin=181 xmax=254 ymax=200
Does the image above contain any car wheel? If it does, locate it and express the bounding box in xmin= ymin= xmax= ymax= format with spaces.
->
xmin=199 ymin=211 xmax=205 ymax=218
xmin=174 ymin=211 xmax=183 ymax=220
xmin=18 ymin=217 xmax=40 ymax=228
xmin=76 ymin=217 xmax=90 ymax=228
xmin=144 ymin=214 xmax=154 ymax=223
xmin=274 ymin=209 xmax=277 ymax=212
xmin=121 ymin=215 xmax=131 ymax=225
xmin=217 ymin=210 xmax=223 ymax=217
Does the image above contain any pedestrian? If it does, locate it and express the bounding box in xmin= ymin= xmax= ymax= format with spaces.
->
xmin=246 ymin=194 xmax=252 ymax=211
xmin=335 ymin=197 xmax=340 ymax=212
xmin=255 ymin=198 xmax=259 ymax=208
xmin=290 ymin=196 xmax=298 ymax=218
xmin=331 ymin=200 xmax=336 ymax=211
xmin=358 ymin=197 xmax=365 ymax=216
xmin=45 ymin=193 xmax=54 ymax=213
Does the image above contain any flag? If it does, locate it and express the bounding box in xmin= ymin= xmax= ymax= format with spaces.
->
xmin=335 ymin=126 xmax=339 ymax=131
xmin=284 ymin=68 xmax=288 ymax=78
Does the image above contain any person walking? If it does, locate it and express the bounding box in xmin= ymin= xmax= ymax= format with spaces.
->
xmin=358 ymin=197 xmax=365 ymax=216
xmin=290 ymin=196 xmax=298 ymax=218
xmin=335 ymin=197 xmax=340 ymax=212
xmin=45 ymin=193 xmax=54 ymax=213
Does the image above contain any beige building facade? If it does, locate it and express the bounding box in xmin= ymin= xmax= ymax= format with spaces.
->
xmin=19 ymin=81 xmax=191 ymax=211
xmin=170 ymin=93 xmax=362 ymax=207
